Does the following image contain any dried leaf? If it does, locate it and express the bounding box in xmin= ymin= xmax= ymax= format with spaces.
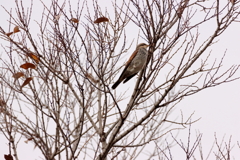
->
xmin=21 ymin=77 xmax=33 ymax=89
xmin=34 ymin=143 xmax=37 ymax=149
xmin=28 ymin=52 xmax=40 ymax=63
xmin=25 ymin=137 xmax=34 ymax=144
xmin=20 ymin=63 xmax=36 ymax=69
xmin=13 ymin=26 xmax=20 ymax=33
xmin=86 ymin=73 xmax=99 ymax=84
xmin=4 ymin=154 xmax=13 ymax=160
xmin=54 ymin=14 xmax=61 ymax=21
xmin=0 ymin=99 xmax=6 ymax=106
xmin=5 ymin=32 xmax=13 ymax=37
xmin=230 ymin=0 xmax=236 ymax=4
xmin=70 ymin=18 xmax=79 ymax=23
xmin=28 ymin=137 xmax=34 ymax=141
xmin=94 ymin=17 xmax=109 ymax=24
xmin=13 ymin=72 xmax=24 ymax=79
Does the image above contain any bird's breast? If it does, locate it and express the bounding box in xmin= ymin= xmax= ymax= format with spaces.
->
xmin=127 ymin=48 xmax=148 ymax=72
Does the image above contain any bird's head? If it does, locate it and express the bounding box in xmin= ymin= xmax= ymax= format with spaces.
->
xmin=136 ymin=43 xmax=149 ymax=49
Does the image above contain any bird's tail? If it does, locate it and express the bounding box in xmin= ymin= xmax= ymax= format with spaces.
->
xmin=112 ymin=80 xmax=121 ymax=89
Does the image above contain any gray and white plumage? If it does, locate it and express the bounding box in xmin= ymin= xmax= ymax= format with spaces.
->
xmin=112 ymin=43 xmax=149 ymax=89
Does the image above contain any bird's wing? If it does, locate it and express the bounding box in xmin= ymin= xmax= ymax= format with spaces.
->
xmin=117 ymin=49 xmax=138 ymax=79
xmin=126 ymin=49 xmax=138 ymax=66
xmin=123 ymin=73 xmax=137 ymax=83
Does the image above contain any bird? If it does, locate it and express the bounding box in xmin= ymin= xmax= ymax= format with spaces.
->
xmin=112 ymin=43 xmax=149 ymax=89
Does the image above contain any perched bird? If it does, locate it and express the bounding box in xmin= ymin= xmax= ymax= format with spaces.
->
xmin=112 ymin=43 xmax=149 ymax=89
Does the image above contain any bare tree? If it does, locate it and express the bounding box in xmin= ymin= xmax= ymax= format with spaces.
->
xmin=0 ymin=0 xmax=240 ymax=160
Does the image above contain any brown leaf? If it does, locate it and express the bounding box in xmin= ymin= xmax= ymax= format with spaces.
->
xmin=20 ymin=63 xmax=36 ymax=69
xmin=13 ymin=26 xmax=20 ymax=33
xmin=25 ymin=137 xmax=34 ymax=144
xmin=13 ymin=72 xmax=24 ymax=79
xmin=54 ymin=14 xmax=61 ymax=21
xmin=28 ymin=137 xmax=34 ymax=141
xmin=5 ymin=32 xmax=13 ymax=37
xmin=28 ymin=52 xmax=40 ymax=63
xmin=86 ymin=73 xmax=99 ymax=84
xmin=21 ymin=77 xmax=33 ymax=89
xmin=70 ymin=18 xmax=79 ymax=23
xmin=94 ymin=17 xmax=109 ymax=24
xmin=4 ymin=154 xmax=13 ymax=160
xmin=0 ymin=99 xmax=6 ymax=106
xmin=230 ymin=0 xmax=236 ymax=4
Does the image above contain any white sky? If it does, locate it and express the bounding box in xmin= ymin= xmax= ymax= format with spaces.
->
xmin=0 ymin=0 xmax=240 ymax=159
